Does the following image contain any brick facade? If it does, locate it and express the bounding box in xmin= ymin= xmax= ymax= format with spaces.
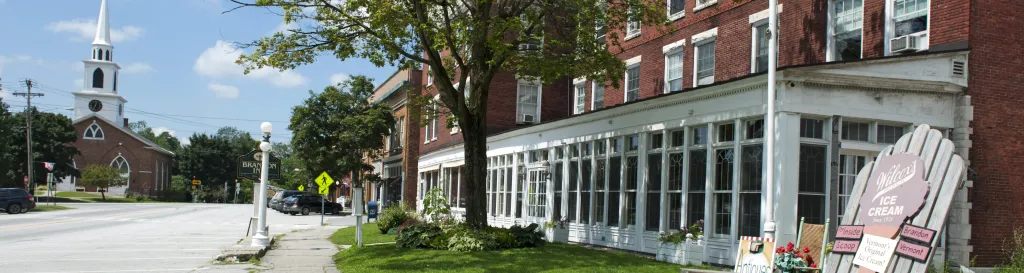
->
xmin=966 ymin=0 xmax=1024 ymax=266
xmin=72 ymin=117 xmax=173 ymax=196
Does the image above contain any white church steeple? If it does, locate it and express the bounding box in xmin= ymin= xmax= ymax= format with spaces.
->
xmin=73 ymin=0 xmax=127 ymax=126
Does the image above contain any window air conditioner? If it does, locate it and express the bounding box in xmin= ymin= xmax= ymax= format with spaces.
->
xmin=520 ymin=114 xmax=535 ymax=123
xmin=890 ymin=35 xmax=920 ymax=53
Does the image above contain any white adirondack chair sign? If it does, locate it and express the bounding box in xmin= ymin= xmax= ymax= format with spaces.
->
xmin=825 ymin=124 xmax=967 ymax=273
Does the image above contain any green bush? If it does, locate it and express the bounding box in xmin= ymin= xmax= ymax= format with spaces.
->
xmin=378 ymin=203 xmax=412 ymax=234
xmin=997 ymin=227 xmax=1024 ymax=273
xmin=396 ymin=221 xmax=441 ymax=248
xmin=509 ymin=223 xmax=545 ymax=247
xmin=446 ymin=227 xmax=498 ymax=252
xmin=491 ymin=228 xmax=519 ymax=249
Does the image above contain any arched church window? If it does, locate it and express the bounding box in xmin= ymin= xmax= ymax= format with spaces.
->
xmin=106 ymin=50 xmax=111 ymax=61
xmin=84 ymin=122 xmax=104 ymax=139
xmin=93 ymin=50 xmax=97 ymax=60
xmin=99 ymin=50 xmax=105 ymax=61
xmin=110 ymin=155 xmax=130 ymax=177
xmin=113 ymin=72 xmax=118 ymax=92
xmin=92 ymin=68 xmax=104 ymax=88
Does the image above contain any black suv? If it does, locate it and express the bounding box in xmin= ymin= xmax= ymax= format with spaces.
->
xmin=282 ymin=195 xmax=342 ymax=215
xmin=0 ymin=188 xmax=36 ymax=214
xmin=270 ymin=190 xmax=316 ymax=212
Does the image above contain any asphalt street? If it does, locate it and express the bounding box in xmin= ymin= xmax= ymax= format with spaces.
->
xmin=0 ymin=202 xmax=355 ymax=273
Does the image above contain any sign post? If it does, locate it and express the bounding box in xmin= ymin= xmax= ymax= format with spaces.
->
xmin=191 ymin=177 xmax=202 ymax=203
xmin=237 ymin=149 xmax=282 ymax=224
xmin=315 ymin=172 xmax=334 ymax=227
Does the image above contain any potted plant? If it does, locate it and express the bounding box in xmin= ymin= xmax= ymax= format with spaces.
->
xmin=544 ymin=217 xmax=570 ymax=242
xmin=773 ymin=242 xmax=817 ymax=273
xmin=656 ymin=220 xmax=705 ymax=265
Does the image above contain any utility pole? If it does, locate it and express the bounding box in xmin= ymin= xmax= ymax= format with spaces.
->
xmin=13 ymin=79 xmax=43 ymax=198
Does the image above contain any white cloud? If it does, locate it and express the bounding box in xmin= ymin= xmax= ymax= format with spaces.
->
xmin=193 ymin=40 xmax=308 ymax=88
xmin=179 ymin=137 xmax=191 ymax=146
xmin=207 ymin=83 xmax=240 ymax=99
xmin=45 ymin=19 xmax=144 ymax=43
xmin=330 ymin=73 xmax=350 ymax=86
xmin=0 ymin=55 xmax=44 ymax=77
xmin=270 ymin=22 xmax=298 ymax=35
xmin=74 ymin=79 xmax=84 ymax=89
xmin=121 ymin=62 xmax=156 ymax=74
xmin=153 ymin=127 xmax=176 ymax=136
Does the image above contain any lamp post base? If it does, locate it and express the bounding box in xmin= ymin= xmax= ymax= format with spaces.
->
xmin=251 ymin=232 xmax=270 ymax=247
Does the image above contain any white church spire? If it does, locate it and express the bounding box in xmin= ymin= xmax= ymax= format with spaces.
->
xmin=92 ymin=0 xmax=112 ymax=46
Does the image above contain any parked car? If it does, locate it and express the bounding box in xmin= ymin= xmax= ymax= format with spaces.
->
xmin=0 ymin=188 xmax=36 ymax=214
xmin=282 ymin=195 xmax=342 ymax=216
xmin=270 ymin=190 xmax=316 ymax=212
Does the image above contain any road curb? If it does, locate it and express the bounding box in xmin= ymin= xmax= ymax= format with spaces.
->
xmin=215 ymin=235 xmax=277 ymax=263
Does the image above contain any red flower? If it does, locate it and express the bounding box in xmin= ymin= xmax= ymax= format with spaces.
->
xmin=787 ymin=242 xmax=795 ymax=251
xmin=796 ymin=253 xmax=803 ymax=258
xmin=811 ymin=263 xmax=818 ymax=268
xmin=776 ymin=247 xmax=785 ymax=254
xmin=803 ymin=247 xmax=811 ymax=253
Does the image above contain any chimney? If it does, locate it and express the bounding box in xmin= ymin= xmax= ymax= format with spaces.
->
xmin=123 ymin=118 xmax=129 ymax=128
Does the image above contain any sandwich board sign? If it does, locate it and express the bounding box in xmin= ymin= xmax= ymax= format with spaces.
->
xmin=734 ymin=236 xmax=776 ymax=273
xmin=825 ymin=124 xmax=966 ymax=273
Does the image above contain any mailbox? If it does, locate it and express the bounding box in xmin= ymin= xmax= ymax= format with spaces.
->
xmin=367 ymin=201 xmax=379 ymax=222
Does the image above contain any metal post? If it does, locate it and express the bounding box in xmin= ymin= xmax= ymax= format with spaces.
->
xmin=321 ymin=194 xmax=325 ymax=226
xmin=763 ymin=0 xmax=779 ymax=240
xmin=354 ymin=185 xmax=364 ymax=247
xmin=252 ymin=123 xmax=273 ymax=247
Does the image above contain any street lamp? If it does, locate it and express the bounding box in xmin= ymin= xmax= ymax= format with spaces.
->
xmin=252 ymin=122 xmax=273 ymax=247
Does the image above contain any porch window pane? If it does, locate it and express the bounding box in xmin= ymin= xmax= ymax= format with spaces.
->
xmin=739 ymin=145 xmax=763 ymax=238
xmin=646 ymin=153 xmax=662 ymax=231
xmin=608 ymin=156 xmax=622 ymax=227
xmin=798 ymin=145 xmax=828 ymax=224
xmin=687 ymin=150 xmax=707 ymax=227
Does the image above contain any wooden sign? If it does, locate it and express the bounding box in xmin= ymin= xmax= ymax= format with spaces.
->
xmin=836 ymin=225 xmax=865 ymax=240
xmin=734 ymin=236 xmax=776 ymax=273
xmin=824 ymin=124 xmax=967 ymax=273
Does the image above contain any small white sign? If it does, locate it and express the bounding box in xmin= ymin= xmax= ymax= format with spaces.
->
xmin=853 ymin=234 xmax=899 ymax=272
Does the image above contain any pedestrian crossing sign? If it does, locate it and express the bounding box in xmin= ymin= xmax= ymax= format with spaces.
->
xmin=315 ymin=172 xmax=333 ymax=194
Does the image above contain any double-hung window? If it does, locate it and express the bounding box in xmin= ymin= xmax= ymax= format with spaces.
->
xmin=692 ymin=28 xmax=718 ymax=87
xmin=517 ymin=81 xmax=540 ymax=124
xmin=830 ymin=0 xmax=863 ymax=61
xmin=752 ymin=23 xmax=770 ymax=73
xmin=893 ymin=0 xmax=928 ymax=37
xmin=668 ymin=0 xmax=686 ymax=21
xmin=426 ymin=65 xmax=433 ymax=86
xmin=712 ymin=123 xmax=734 ymax=237
xmin=625 ymin=64 xmax=640 ymax=102
xmin=664 ymin=44 xmax=685 ymax=92
xmin=574 ymin=82 xmax=587 ymax=114
xmin=592 ymin=83 xmax=605 ymax=110
xmin=626 ymin=7 xmax=641 ymax=39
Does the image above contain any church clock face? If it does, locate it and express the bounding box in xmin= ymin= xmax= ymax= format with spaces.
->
xmin=88 ymin=100 xmax=103 ymax=112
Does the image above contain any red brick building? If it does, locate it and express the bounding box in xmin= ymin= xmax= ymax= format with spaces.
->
xmin=366 ymin=69 xmax=423 ymax=209
xmin=403 ymin=0 xmax=1020 ymax=267
xmin=65 ymin=0 xmax=173 ymax=197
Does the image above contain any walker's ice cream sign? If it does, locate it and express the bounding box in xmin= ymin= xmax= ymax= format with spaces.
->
xmin=858 ymin=153 xmax=929 ymax=228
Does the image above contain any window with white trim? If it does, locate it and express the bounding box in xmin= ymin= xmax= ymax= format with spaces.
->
xmin=753 ymin=23 xmax=769 ymax=73
xmin=645 ymin=132 xmax=663 ymax=231
xmin=877 ymin=124 xmax=905 ymax=144
xmin=893 ymin=0 xmax=928 ymax=37
xmin=516 ymin=82 xmax=540 ymax=124
xmin=111 ymin=155 xmax=130 ymax=178
xmin=841 ymin=120 xmax=869 ymax=142
xmin=830 ymin=0 xmax=863 ymax=61
xmin=573 ymin=82 xmax=586 ymax=114
xmin=426 ymin=65 xmax=433 ymax=86
xmin=668 ymin=0 xmax=686 ymax=20
xmin=665 ymin=50 xmax=684 ymax=92
xmin=712 ymin=123 xmax=734 ymax=237
xmin=592 ymin=82 xmax=605 ymax=110
xmin=695 ymin=41 xmax=716 ymax=86
xmin=625 ymin=65 xmax=640 ymax=102
xmin=595 ymin=5 xmax=607 ymax=45
xmin=519 ymin=14 xmax=543 ymax=51
xmin=626 ymin=7 xmax=641 ymax=39
xmin=84 ymin=122 xmax=104 ymax=140
xmin=624 ymin=135 xmax=639 ymax=227
xmin=431 ymin=105 xmax=438 ymax=140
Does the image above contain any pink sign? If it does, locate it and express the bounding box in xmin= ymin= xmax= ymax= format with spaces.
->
xmin=900 ymin=224 xmax=937 ymax=244
xmin=836 ymin=225 xmax=865 ymax=240
xmin=831 ymin=240 xmax=861 ymax=254
xmin=895 ymin=240 xmax=932 ymax=262
xmin=858 ymin=153 xmax=930 ymax=228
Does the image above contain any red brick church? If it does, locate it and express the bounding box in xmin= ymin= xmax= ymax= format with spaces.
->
xmin=60 ymin=0 xmax=173 ymax=196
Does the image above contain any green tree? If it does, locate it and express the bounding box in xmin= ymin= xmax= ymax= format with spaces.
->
xmin=231 ymin=0 xmax=666 ymax=228
xmin=0 ymin=98 xmax=20 ymax=187
xmin=128 ymin=120 xmax=182 ymax=154
xmin=288 ymin=75 xmax=394 ymax=198
xmin=80 ymin=165 xmax=127 ymax=200
xmin=1 ymin=107 xmax=82 ymax=188
xmin=273 ymin=142 xmax=309 ymax=191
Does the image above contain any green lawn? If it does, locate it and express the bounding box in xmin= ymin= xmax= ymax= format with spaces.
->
xmin=333 ymin=242 xmax=704 ymax=273
xmin=55 ymin=191 xmax=101 ymax=198
xmin=329 ymin=222 xmax=396 ymax=245
xmin=31 ymin=205 xmax=74 ymax=212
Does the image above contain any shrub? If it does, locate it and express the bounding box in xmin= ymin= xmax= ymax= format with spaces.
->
xmin=996 ymin=227 xmax=1024 ymax=273
xmin=447 ymin=227 xmax=498 ymax=252
xmin=509 ymin=223 xmax=545 ymax=247
xmin=422 ymin=188 xmax=450 ymax=221
xmin=492 ymin=228 xmax=519 ymax=249
xmin=378 ymin=203 xmax=412 ymax=234
xmin=396 ymin=221 xmax=441 ymax=248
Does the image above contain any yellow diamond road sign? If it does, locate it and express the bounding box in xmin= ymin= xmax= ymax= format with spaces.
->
xmin=315 ymin=172 xmax=334 ymax=194
xmin=298 ymin=185 xmax=305 ymax=191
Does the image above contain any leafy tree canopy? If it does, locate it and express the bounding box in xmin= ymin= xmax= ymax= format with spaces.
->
xmin=80 ymin=165 xmax=127 ymax=200
xmin=0 ymin=104 xmax=82 ymax=188
xmin=287 ymin=75 xmax=394 ymax=191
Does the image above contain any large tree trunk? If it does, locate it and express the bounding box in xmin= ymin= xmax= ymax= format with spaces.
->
xmin=461 ymin=111 xmax=489 ymax=229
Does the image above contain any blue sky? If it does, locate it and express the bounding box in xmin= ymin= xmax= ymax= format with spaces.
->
xmin=0 ymin=0 xmax=397 ymax=144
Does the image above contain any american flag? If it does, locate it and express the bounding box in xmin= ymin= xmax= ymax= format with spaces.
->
xmin=43 ymin=162 xmax=55 ymax=171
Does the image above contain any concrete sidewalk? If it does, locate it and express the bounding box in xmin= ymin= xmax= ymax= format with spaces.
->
xmin=259 ymin=227 xmax=341 ymax=273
